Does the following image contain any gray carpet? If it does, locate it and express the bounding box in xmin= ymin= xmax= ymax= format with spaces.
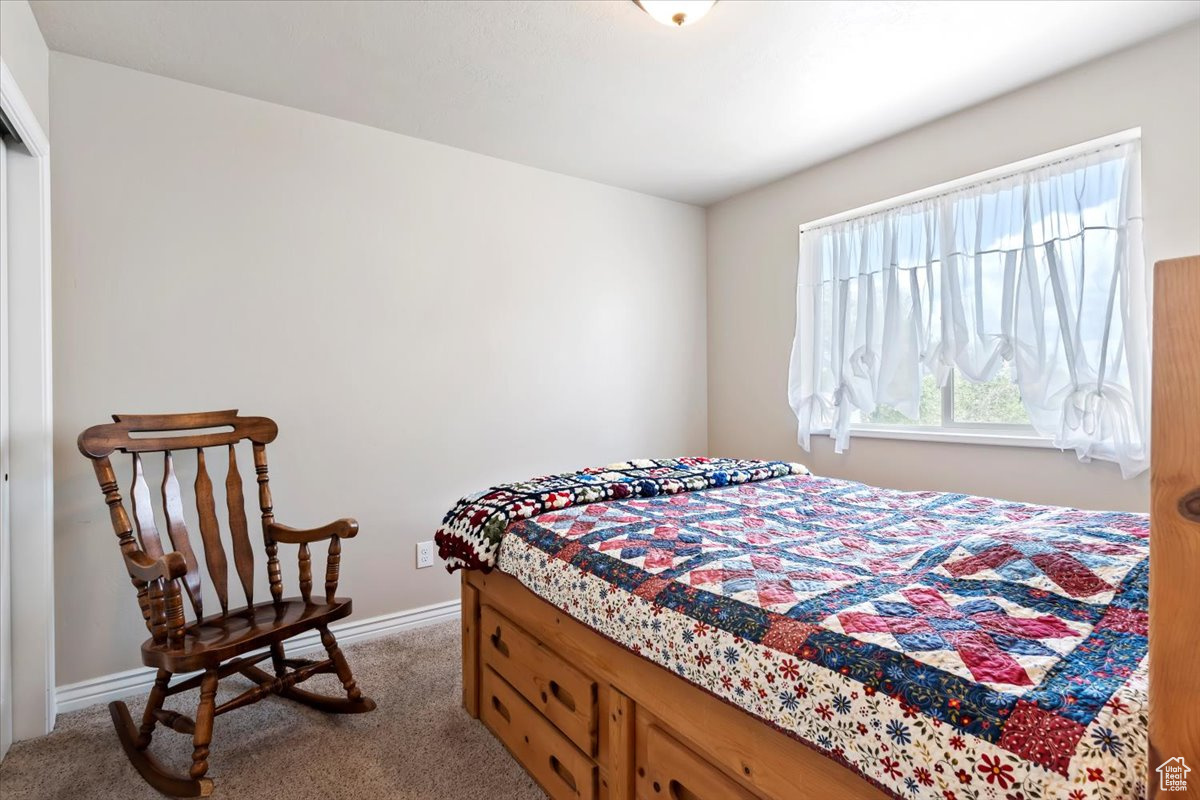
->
xmin=0 ymin=620 xmax=547 ymax=799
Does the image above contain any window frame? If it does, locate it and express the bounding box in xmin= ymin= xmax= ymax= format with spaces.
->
xmin=799 ymin=129 xmax=1141 ymax=451
xmin=850 ymin=371 xmax=1055 ymax=449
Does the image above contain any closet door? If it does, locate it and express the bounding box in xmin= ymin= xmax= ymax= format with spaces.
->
xmin=0 ymin=131 xmax=12 ymax=762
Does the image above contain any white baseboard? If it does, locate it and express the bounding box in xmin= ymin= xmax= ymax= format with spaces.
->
xmin=55 ymin=599 xmax=460 ymax=714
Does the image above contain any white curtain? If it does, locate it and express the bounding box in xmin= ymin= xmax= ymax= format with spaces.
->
xmin=788 ymin=140 xmax=1149 ymax=477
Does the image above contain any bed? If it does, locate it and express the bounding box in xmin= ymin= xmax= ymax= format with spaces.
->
xmin=442 ymin=255 xmax=1199 ymax=800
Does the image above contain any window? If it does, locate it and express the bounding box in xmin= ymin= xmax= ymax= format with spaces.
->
xmin=788 ymin=131 xmax=1149 ymax=476
xmin=850 ymin=370 xmax=1050 ymax=447
xmin=860 ymin=371 xmax=1030 ymax=428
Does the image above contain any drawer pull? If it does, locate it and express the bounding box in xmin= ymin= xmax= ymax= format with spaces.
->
xmin=651 ymin=778 xmax=703 ymax=799
xmin=550 ymin=755 xmax=577 ymax=792
xmin=549 ymin=680 xmax=576 ymax=712
xmin=490 ymin=627 xmax=510 ymax=658
xmin=490 ymin=695 xmax=511 ymax=723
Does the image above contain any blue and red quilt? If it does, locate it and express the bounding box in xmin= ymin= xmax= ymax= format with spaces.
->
xmin=487 ymin=471 xmax=1149 ymax=800
xmin=435 ymin=457 xmax=808 ymax=571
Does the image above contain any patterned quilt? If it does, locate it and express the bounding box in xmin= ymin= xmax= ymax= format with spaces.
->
xmin=495 ymin=472 xmax=1149 ymax=800
xmin=434 ymin=458 xmax=808 ymax=571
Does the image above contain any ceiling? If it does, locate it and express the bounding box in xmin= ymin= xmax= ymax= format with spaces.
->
xmin=30 ymin=0 xmax=1200 ymax=206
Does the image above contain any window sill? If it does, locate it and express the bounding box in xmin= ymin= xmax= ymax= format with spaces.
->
xmin=850 ymin=426 xmax=1059 ymax=449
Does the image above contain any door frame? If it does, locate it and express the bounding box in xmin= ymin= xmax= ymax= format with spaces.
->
xmin=1 ymin=117 xmax=11 ymax=762
xmin=0 ymin=57 xmax=55 ymax=742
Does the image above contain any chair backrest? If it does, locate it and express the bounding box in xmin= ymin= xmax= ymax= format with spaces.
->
xmin=78 ymin=410 xmax=280 ymax=643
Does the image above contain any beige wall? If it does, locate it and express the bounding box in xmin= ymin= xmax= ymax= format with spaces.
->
xmin=707 ymin=23 xmax=1200 ymax=513
xmin=0 ymin=0 xmax=49 ymax=136
xmin=50 ymin=54 xmax=707 ymax=685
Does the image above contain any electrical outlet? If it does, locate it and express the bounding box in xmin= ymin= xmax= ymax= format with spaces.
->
xmin=416 ymin=540 xmax=435 ymax=569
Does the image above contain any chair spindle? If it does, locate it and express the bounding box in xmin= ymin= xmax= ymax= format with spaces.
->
xmin=298 ymin=543 xmax=312 ymax=603
xmin=225 ymin=445 xmax=255 ymax=609
xmin=163 ymin=579 xmax=187 ymax=645
xmin=162 ymin=451 xmax=203 ymax=619
xmin=131 ymin=453 xmax=164 ymax=558
xmin=254 ymin=443 xmax=284 ymax=606
xmin=194 ymin=449 xmax=230 ymax=616
xmin=325 ymin=537 xmax=341 ymax=605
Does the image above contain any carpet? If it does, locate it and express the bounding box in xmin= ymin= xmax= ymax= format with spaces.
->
xmin=0 ymin=620 xmax=546 ymax=799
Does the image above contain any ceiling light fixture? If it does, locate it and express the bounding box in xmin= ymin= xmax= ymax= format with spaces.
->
xmin=634 ymin=0 xmax=717 ymax=28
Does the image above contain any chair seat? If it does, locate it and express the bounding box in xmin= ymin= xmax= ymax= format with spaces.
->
xmin=140 ymin=597 xmax=354 ymax=672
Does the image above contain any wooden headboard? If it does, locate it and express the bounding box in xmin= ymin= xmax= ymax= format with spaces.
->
xmin=1149 ymin=255 xmax=1200 ymax=795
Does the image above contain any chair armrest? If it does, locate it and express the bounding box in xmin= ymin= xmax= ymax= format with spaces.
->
xmin=124 ymin=550 xmax=188 ymax=583
xmin=267 ymin=518 xmax=359 ymax=544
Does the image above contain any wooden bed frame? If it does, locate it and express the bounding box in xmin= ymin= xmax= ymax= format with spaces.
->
xmin=1148 ymin=255 xmax=1200 ymax=795
xmin=461 ymin=255 xmax=1200 ymax=800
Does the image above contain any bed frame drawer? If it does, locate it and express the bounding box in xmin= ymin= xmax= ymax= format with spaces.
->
xmin=637 ymin=723 xmax=760 ymax=800
xmin=482 ymin=604 xmax=598 ymax=754
xmin=481 ymin=665 xmax=598 ymax=800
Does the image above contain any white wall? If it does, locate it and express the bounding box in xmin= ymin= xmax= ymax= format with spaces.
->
xmin=707 ymin=23 xmax=1200 ymax=513
xmin=45 ymin=19 xmax=1200 ymax=689
xmin=50 ymin=53 xmax=707 ymax=685
xmin=0 ymin=0 xmax=49 ymax=136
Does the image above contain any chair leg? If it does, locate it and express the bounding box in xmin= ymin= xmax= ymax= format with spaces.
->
xmin=190 ymin=669 xmax=219 ymax=781
xmin=110 ymin=701 xmax=214 ymax=797
xmin=319 ymin=624 xmax=376 ymax=711
xmin=318 ymin=624 xmax=363 ymax=701
xmin=137 ymin=668 xmax=172 ymax=749
xmin=269 ymin=642 xmax=287 ymax=678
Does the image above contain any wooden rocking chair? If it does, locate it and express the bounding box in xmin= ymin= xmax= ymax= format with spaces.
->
xmin=78 ymin=410 xmax=376 ymax=797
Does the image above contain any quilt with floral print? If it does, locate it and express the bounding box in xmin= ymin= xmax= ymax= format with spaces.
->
xmin=495 ymin=472 xmax=1149 ymax=800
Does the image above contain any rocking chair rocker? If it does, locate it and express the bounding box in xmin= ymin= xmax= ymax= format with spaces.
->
xmin=78 ymin=410 xmax=376 ymax=797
